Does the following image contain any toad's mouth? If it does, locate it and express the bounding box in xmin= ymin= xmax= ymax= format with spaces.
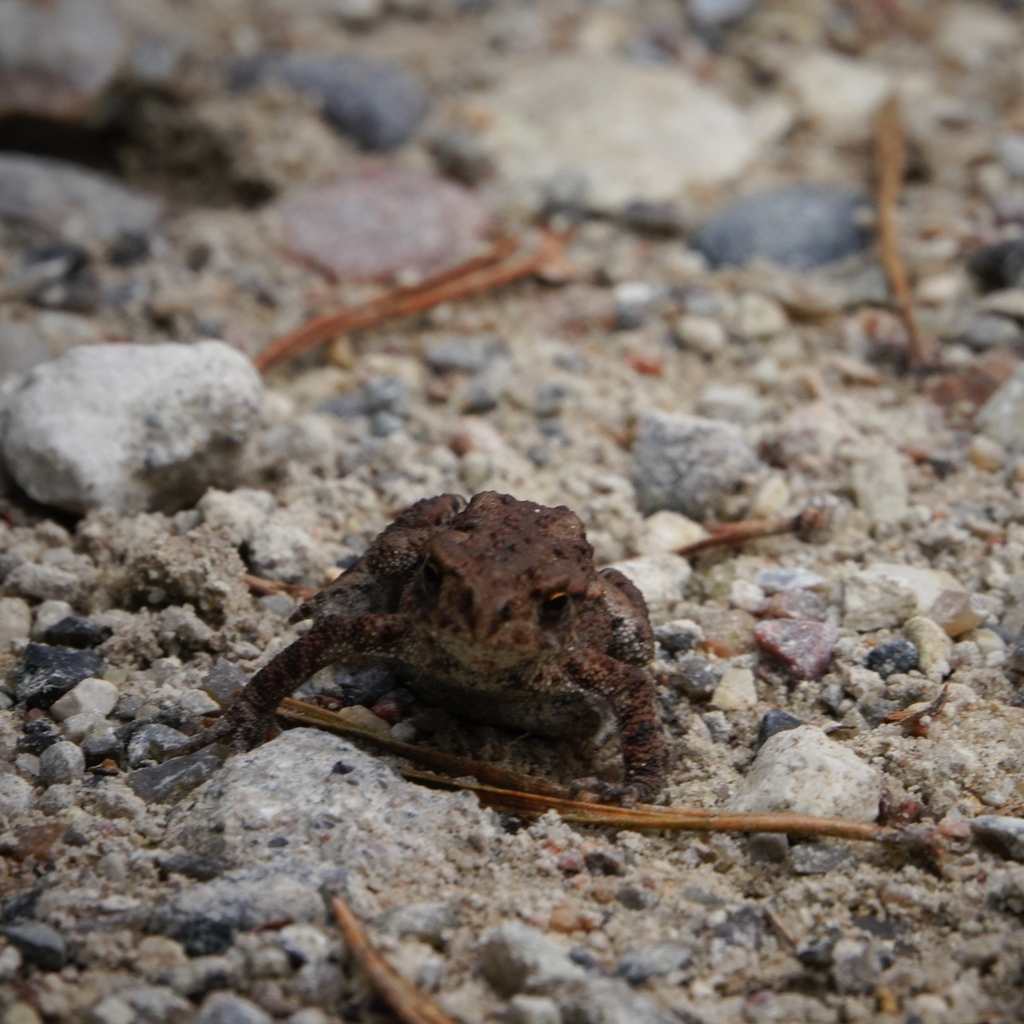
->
xmin=427 ymin=626 xmax=554 ymax=672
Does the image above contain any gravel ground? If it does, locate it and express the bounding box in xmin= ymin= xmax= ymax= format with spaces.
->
xmin=3 ymin=1 xmax=1024 ymax=1022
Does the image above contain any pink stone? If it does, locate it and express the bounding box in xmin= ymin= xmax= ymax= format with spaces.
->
xmin=754 ymin=619 xmax=839 ymax=680
xmin=278 ymin=168 xmax=491 ymax=281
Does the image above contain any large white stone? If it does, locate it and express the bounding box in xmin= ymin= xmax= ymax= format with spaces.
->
xmin=606 ymin=553 xmax=691 ymax=621
xmin=0 ymin=341 xmax=264 ymax=515
xmin=479 ymin=57 xmax=790 ymax=211
xmin=787 ymin=52 xmax=891 ymax=142
xmin=726 ymin=724 xmax=882 ymax=823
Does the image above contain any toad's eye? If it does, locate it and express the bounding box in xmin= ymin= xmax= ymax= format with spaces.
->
xmin=422 ymin=558 xmax=443 ymax=596
xmin=540 ymin=591 xmax=569 ymax=626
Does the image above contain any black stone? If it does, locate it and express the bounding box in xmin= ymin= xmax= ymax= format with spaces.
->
xmin=164 ymin=916 xmax=235 ymax=957
xmin=42 ymin=616 xmax=112 ymax=650
xmin=865 ymin=638 xmax=918 ymax=679
xmin=583 ymin=849 xmax=626 ymax=876
xmin=754 ymin=709 xmax=803 ymax=752
xmin=968 ymin=238 xmax=1024 ymax=291
xmin=81 ymin=731 xmax=125 ymax=768
xmin=18 ymin=719 xmax=60 ymax=755
xmin=569 ymin=948 xmax=602 ymax=970
xmin=159 ymin=855 xmax=227 ymax=882
xmin=1 ymin=889 xmax=40 ymax=924
xmin=22 ymin=243 xmax=99 ymax=313
xmin=231 ymin=54 xmax=429 ymax=151
xmin=790 ymin=843 xmax=853 ymax=875
xmin=619 ymin=199 xmax=688 ymax=237
xmin=128 ymin=753 xmax=222 ymax=804
xmin=798 ymin=937 xmax=836 ymax=968
xmin=1 ymin=922 xmax=66 ymax=971
xmin=105 ymin=230 xmax=151 ymax=267
xmin=14 ymin=644 xmax=104 ymax=709
xmin=693 ymin=185 xmax=869 ymax=272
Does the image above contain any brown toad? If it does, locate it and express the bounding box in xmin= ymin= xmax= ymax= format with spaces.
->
xmin=188 ymin=491 xmax=667 ymax=802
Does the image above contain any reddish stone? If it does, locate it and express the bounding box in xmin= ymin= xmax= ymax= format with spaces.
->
xmin=556 ymin=850 xmax=585 ymax=875
xmin=369 ymin=698 xmax=403 ymax=725
xmin=278 ymin=168 xmax=491 ymax=281
xmin=753 ymin=619 xmax=838 ymax=680
xmin=765 ymin=589 xmax=828 ymax=622
xmin=926 ymin=351 xmax=1018 ymax=411
xmin=701 ymin=608 xmax=757 ymax=657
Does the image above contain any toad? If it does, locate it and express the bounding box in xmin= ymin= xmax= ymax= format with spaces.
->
xmin=186 ymin=491 xmax=667 ymax=802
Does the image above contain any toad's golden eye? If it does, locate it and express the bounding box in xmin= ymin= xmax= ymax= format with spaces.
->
xmin=422 ymin=557 xmax=443 ymax=595
xmin=540 ymin=590 xmax=568 ymax=625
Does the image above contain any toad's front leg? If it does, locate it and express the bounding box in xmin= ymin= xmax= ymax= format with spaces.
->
xmin=560 ymin=649 xmax=668 ymax=804
xmin=181 ymin=612 xmax=415 ymax=755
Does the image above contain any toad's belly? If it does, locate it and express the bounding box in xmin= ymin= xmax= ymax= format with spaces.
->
xmin=392 ymin=663 xmax=608 ymax=740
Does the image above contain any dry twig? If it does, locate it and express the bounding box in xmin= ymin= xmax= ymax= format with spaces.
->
xmin=254 ymin=232 xmax=564 ymax=374
xmin=244 ymin=574 xmax=318 ymax=602
xmin=882 ymin=685 xmax=948 ymax=737
xmin=874 ymin=96 xmax=935 ymax=368
xmin=276 ymin=697 xmax=936 ymax=849
xmin=332 ymin=895 xmax=459 ymax=1024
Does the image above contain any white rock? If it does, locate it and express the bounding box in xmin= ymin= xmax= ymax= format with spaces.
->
xmin=509 ymin=995 xmax=562 ymax=1024
xmin=850 ymin=446 xmax=908 ymax=526
xmin=50 ymin=677 xmax=118 ymax=722
xmin=862 ymin=564 xmax=963 ymax=616
xmin=606 ymin=554 xmax=691 ymax=620
xmin=977 ymin=365 xmax=1024 ymax=454
xmin=479 ymin=57 xmax=787 ymax=211
xmin=246 ymin=515 xmax=325 ymax=585
xmin=935 ymin=3 xmax=1022 ymax=69
xmin=732 ymin=293 xmax=788 ymax=340
xmin=675 ymin=314 xmax=727 ymax=356
xmin=635 ymin=511 xmax=707 ymax=556
xmin=710 ymin=667 xmax=757 ymax=711
xmin=198 ymin=488 xmax=277 ymax=545
xmin=0 ymin=597 xmax=30 ymax=650
xmin=0 ymin=771 xmax=33 ymax=814
xmin=696 ymin=385 xmax=766 ymax=426
xmin=726 ymin=725 xmax=882 ymax=822
xmin=0 ymin=342 xmax=264 ymax=515
xmin=903 ymin=616 xmax=953 ymax=682
xmin=478 ymin=922 xmax=585 ymax=996
xmin=31 ymin=599 xmax=73 ymax=640
xmin=787 ymin=52 xmax=891 ymax=142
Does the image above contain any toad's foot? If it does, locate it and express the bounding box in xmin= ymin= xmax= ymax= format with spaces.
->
xmin=174 ymin=703 xmax=280 ymax=758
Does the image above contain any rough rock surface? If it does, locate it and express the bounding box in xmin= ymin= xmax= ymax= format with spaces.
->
xmin=0 ymin=341 xmax=263 ymax=514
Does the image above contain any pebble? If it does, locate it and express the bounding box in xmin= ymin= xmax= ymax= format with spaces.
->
xmin=194 ymin=993 xmax=272 ymax=1024
xmin=902 ymin=617 xmax=953 ymax=681
xmin=38 ymin=740 xmax=84 ymax=786
xmin=971 ymin=816 xmax=1024 ymax=862
xmin=928 ymin=590 xmax=989 ymax=637
xmin=50 ymin=677 xmax=118 ymax=721
xmin=850 ymin=446 xmax=908 ymax=526
xmin=961 ymin=314 xmax=1022 ymax=350
xmin=634 ymin=511 xmax=707 ymax=556
xmin=0 ymin=154 xmax=161 ymax=246
xmin=786 ymin=51 xmax=891 ymax=143
xmin=0 ymin=922 xmax=66 ymax=972
xmin=669 ymin=655 xmax=721 ymax=701
xmin=730 ymin=580 xmax=767 ymax=614
xmin=701 ymin=608 xmax=756 ymax=657
xmin=13 ymin=644 xmax=105 ymax=709
xmin=128 ymin=754 xmax=223 ymax=804
xmin=843 ymin=564 xmax=962 ymax=632
xmin=726 ymin=725 xmax=883 ymax=822
xmin=508 ymin=995 xmax=561 ymax=1024
xmin=710 ymin=666 xmax=757 ymax=711
xmin=0 ymin=774 xmax=33 ymax=815
xmin=127 ymin=724 xmax=191 ymax=768
xmin=693 ymin=185 xmax=869 ymax=271
xmin=977 ymin=364 xmax=1024 ymax=453
xmin=0 ymin=597 xmax=31 ymax=651
xmin=753 ymin=620 xmax=839 ymax=680
xmin=969 ymin=240 xmax=1024 ymax=292
xmin=423 ymin=336 xmax=507 ymax=375
xmin=378 ymin=902 xmax=457 ymax=948
xmin=997 ymin=133 xmax=1024 ymax=179
xmin=617 ymin=943 xmax=692 ymax=984
xmin=674 ymin=314 xmax=727 ymax=356
xmin=754 ymin=568 xmax=826 ymax=594
xmin=653 ymin=619 xmax=703 ymax=655
xmin=633 ymin=412 xmax=763 ymax=520
xmin=233 ymin=53 xmax=429 ymax=151
xmin=732 ymin=293 xmax=788 ymax=341
xmin=765 ymin=589 xmax=827 ymax=621
xmin=32 ymin=601 xmax=74 ymax=641
xmin=969 ymin=434 xmax=1007 ymax=471
xmin=865 ymin=638 xmax=919 ymax=679
xmin=687 ymin=0 xmax=754 ymax=26
xmin=0 ymin=342 xmax=264 ymax=516
xmin=200 ymin=659 xmax=248 ymax=710
xmin=42 ymin=616 xmax=112 ymax=649
xmin=754 ymin=708 xmax=803 ymax=753
xmin=606 ymin=554 xmax=691 ymax=620
xmin=478 ymin=57 xmax=781 ymax=211
xmin=789 ymin=843 xmax=853 ymax=875
xmin=478 ymin=921 xmax=586 ymax=996
xmin=428 ymin=129 xmax=495 ymax=187
xmin=0 ymin=0 xmax=126 ymax=120
xmin=277 ymin=169 xmax=490 ymax=281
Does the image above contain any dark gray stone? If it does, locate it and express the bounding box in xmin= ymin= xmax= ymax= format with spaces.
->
xmin=617 ymin=943 xmax=692 ymax=985
xmin=81 ymin=730 xmax=124 ymax=767
xmin=654 ymin=619 xmax=702 ymax=655
xmin=42 ymin=615 xmax=112 ymax=649
xmin=127 ymin=724 xmax=190 ymax=767
xmin=232 ymin=53 xmax=429 ymax=151
xmin=201 ymin=659 xmax=248 ymax=710
xmin=672 ymin=655 xmax=721 ymax=701
xmin=128 ymin=753 xmax=222 ymax=804
xmin=972 ymin=815 xmax=1024 ymax=862
xmin=38 ymin=740 xmax=85 ymax=786
xmin=865 ymin=638 xmax=918 ymax=679
xmin=961 ymin=314 xmax=1023 ymax=351
xmin=428 ymin=129 xmax=494 ymax=186
xmin=693 ymin=185 xmax=869 ymax=272
xmin=13 ymin=644 xmax=104 ymax=709
xmin=747 ymin=832 xmax=789 ymax=863
xmin=1 ymin=922 xmax=66 ymax=971
xmin=423 ymin=335 xmax=507 ymax=375
xmin=790 ymin=843 xmax=854 ymax=875
xmin=378 ymin=902 xmax=458 ymax=949
xmin=633 ymin=412 xmax=763 ymax=520
xmin=754 ymin=708 xmax=803 ymax=752
xmin=969 ymin=238 xmax=1024 ymax=292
